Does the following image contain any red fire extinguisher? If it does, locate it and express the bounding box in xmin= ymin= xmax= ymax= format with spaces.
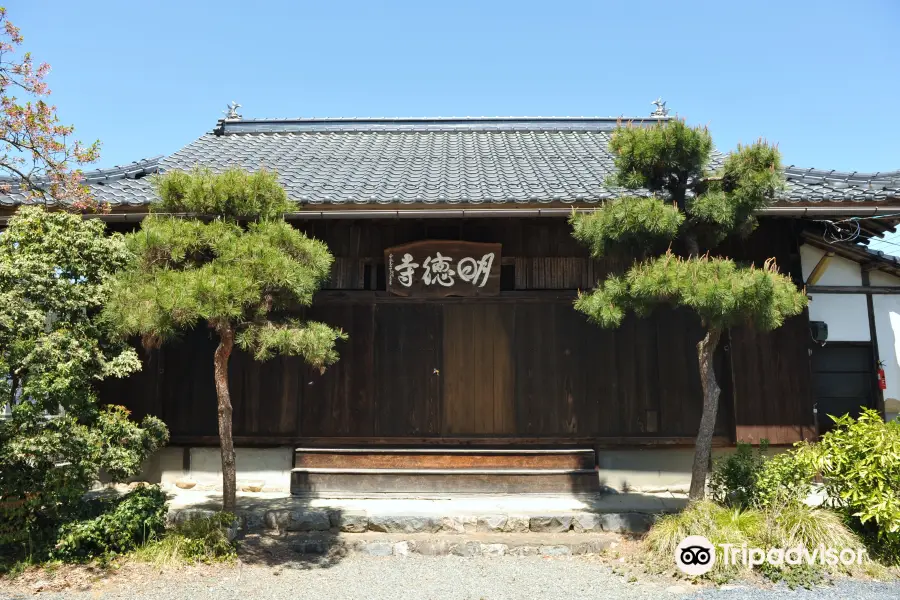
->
xmin=877 ymin=361 xmax=887 ymax=391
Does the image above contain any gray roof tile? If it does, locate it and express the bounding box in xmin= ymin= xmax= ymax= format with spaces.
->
xmin=1 ymin=117 xmax=898 ymax=207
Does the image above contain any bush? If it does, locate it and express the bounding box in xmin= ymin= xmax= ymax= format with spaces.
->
xmin=709 ymin=440 xmax=818 ymax=510
xmin=0 ymin=407 xmax=168 ymax=564
xmin=754 ymin=443 xmax=819 ymax=509
xmin=136 ymin=513 xmax=237 ymax=566
xmin=51 ymin=485 xmax=167 ymax=562
xmin=709 ymin=442 xmax=768 ymax=507
xmin=817 ymin=409 xmax=900 ymax=564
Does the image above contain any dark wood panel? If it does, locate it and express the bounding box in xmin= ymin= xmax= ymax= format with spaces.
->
xmin=442 ymin=304 xmax=516 ymax=435
xmin=100 ymin=217 xmax=814 ymax=446
xmin=300 ymin=305 xmax=374 ymax=437
xmin=374 ymin=304 xmax=442 ymax=436
xmin=172 ymin=434 xmax=733 ymax=447
xmin=294 ymin=449 xmax=594 ymax=470
xmin=730 ymin=313 xmax=815 ymax=443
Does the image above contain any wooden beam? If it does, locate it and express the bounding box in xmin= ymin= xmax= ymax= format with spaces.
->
xmin=805 ymin=251 xmax=834 ymax=285
xmin=168 ymin=435 xmax=732 ymax=448
xmin=807 ymin=285 xmax=900 ymax=294
xmin=862 ymin=270 xmax=886 ymax=418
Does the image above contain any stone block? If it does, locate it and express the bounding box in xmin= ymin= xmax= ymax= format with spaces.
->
xmin=572 ymin=538 xmax=615 ymax=555
xmin=572 ymin=513 xmax=601 ymax=533
xmin=413 ymin=539 xmax=452 ymax=556
xmin=368 ymin=515 xmax=440 ymax=534
xmin=392 ymin=541 xmax=411 ymax=557
xmin=528 ymin=515 xmax=573 ymax=533
xmin=362 ymin=541 xmax=393 ymax=556
xmin=505 ymin=515 xmax=530 ymax=533
xmin=286 ymin=510 xmax=331 ymax=532
xmin=539 ymin=545 xmax=571 ymax=556
xmin=264 ymin=509 xmax=292 ymax=531
xmin=438 ymin=516 xmax=476 ymax=534
xmin=508 ymin=545 xmax=540 ymax=556
xmin=330 ymin=510 xmax=368 ymax=533
xmin=480 ymin=543 xmax=508 ymax=557
xmin=237 ymin=511 xmax=265 ymax=531
xmin=449 ymin=541 xmax=481 ymax=557
xmin=476 ymin=514 xmax=507 ymax=533
xmin=598 ymin=512 xmax=652 ymax=534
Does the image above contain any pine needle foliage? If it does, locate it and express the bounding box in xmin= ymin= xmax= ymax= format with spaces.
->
xmin=103 ymin=170 xmax=346 ymax=368
xmin=153 ymin=167 xmax=292 ymax=221
xmin=570 ymin=197 xmax=684 ymax=258
xmin=570 ymin=120 xmax=808 ymax=500
xmin=102 ymin=168 xmax=345 ymax=512
xmin=575 ymin=252 xmax=806 ymax=331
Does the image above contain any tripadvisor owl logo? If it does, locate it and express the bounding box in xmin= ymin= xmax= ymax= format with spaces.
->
xmin=675 ymin=535 xmax=716 ymax=576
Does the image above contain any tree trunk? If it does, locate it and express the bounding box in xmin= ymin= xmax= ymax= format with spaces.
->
xmin=689 ymin=327 xmax=723 ymax=501
xmin=212 ymin=321 xmax=237 ymax=513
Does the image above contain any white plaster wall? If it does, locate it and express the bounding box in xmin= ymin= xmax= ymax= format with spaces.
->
xmin=800 ymin=244 xmax=863 ymax=285
xmin=800 ymin=244 xmax=870 ymax=342
xmin=130 ymin=446 xmax=293 ymax=492
xmin=871 ymin=270 xmax=900 ymax=422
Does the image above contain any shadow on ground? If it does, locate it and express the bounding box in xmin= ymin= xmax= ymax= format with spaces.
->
xmin=166 ymin=491 xmax=350 ymax=570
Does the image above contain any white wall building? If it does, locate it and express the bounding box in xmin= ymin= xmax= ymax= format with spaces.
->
xmin=801 ymin=240 xmax=900 ymax=424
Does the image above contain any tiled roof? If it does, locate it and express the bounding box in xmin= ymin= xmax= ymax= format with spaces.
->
xmin=0 ymin=157 xmax=160 ymax=207
xmin=2 ymin=117 xmax=898 ymax=208
xmin=782 ymin=166 xmax=900 ymax=202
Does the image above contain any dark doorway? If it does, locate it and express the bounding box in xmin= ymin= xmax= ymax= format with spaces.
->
xmin=811 ymin=343 xmax=875 ymax=435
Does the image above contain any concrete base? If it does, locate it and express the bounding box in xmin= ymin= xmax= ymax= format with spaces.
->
xmin=131 ymin=445 xmax=729 ymax=495
xmin=129 ymin=446 xmax=294 ymax=492
xmin=157 ymin=487 xmax=687 ymax=537
xmin=243 ymin=531 xmax=622 ymax=557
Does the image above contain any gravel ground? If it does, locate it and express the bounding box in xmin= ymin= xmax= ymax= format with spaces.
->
xmin=2 ymin=555 xmax=897 ymax=600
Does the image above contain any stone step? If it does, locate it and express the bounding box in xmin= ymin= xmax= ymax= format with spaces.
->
xmin=169 ymin=506 xmax=654 ymax=536
xmin=242 ymin=531 xmax=622 ymax=558
xmin=290 ymin=468 xmax=601 ymax=496
xmin=294 ymin=447 xmax=595 ymax=470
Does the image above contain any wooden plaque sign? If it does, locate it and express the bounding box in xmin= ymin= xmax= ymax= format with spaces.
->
xmin=385 ymin=240 xmax=501 ymax=297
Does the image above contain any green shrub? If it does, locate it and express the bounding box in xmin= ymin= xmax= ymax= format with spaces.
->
xmin=709 ymin=441 xmax=769 ymax=508
xmin=754 ymin=443 xmax=819 ymax=509
xmin=710 ymin=440 xmax=819 ymax=510
xmin=51 ymin=485 xmax=167 ymax=562
xmin=0 ymin=406 xmax=168 ymax=562
xmin=136 ymin=512 xmax=237 ymax=566
xmin=817 ymin=409 xmax=900 ymax=565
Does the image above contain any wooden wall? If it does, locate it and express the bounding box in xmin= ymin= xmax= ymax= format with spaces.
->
xmin=100 ymin=217 xmax=816 ymax=446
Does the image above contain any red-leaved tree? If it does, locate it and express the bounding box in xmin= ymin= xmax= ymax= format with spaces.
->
xmin=0 ymin=7 xmax=99 ymax=210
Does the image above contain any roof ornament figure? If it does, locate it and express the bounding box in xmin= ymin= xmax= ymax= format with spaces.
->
xmin=651 ymin=97 xmax=669 ymax=117
xmin=223 ymin=101 xmax=242 ymax=120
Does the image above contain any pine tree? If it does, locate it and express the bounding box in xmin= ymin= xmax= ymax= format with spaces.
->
xmin=102 ymin=168 xmax=346 ymax=512
xmin=570 ymin=120 xmax=808 ymax=500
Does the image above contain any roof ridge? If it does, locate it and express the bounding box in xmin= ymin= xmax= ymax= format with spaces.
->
xmin=784 ymin=165 xmax=900 ymax=181
xmin=0 ymin=156 xmax=162 ymax=188
xmin=213 ymin=116 xmax=670 ymax=136
xmin=221 ymin=115 xmax=665 ymax=122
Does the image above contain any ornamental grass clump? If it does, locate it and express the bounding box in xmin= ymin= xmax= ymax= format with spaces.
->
xmin=644 ymin=500 xmax=868 ymax=588
xmin=136 ymin=512 xmax=237 ymax=566
xmin=570 ymin=120 xmax=807 ymax=500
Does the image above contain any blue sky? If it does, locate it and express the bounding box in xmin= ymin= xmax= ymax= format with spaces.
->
xmin=9 ymin=0 xmax=900 ymax=250
xmin=12 ymin=0 xmax=898 ymax=171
